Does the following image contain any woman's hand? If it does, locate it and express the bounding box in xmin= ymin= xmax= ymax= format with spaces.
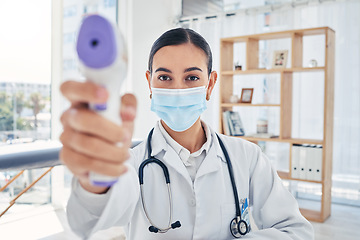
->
xmin=59 ymin=80 xmax=137 ymax=194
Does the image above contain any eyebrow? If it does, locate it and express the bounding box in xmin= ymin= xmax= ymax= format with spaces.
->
xmin=184 ymin=67 xmax=203 ymax=73
xmin=154 ymin=67 xmax=203 ymax=73
xmin=155 ymin=67 xmax=172 ymax=73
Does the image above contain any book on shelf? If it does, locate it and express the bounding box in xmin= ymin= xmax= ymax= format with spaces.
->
xmin=222 ymin=111 xmax=245 ymax=136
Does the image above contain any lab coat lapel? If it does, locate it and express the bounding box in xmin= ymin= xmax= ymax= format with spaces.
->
xmin=149 ymin=124 xmax=167 ymax=157
xmin=150 ymin=123 xmax=193 ymax=185
xmin=162 ymin=148 xmax=193 ymax=185
xmin=196 ymin=130 xmax=226 ymax=179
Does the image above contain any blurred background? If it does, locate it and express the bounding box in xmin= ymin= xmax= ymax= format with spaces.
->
xmin=0 ymin=0 xmax=359 ymax=239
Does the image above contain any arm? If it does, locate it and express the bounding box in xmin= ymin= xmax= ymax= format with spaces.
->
xmin=66 ymin=162 xmax=139 ymax=238
xmin=246 ymin=146 xmax=314 ymax=240
xmin=59 ymin=81 xmax=138 ymax=238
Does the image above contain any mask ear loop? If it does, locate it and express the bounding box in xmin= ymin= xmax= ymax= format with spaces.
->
xmin=206 ymin=73 xmax=211 ymax=101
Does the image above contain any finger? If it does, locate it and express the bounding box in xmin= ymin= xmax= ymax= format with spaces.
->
xmin=60 ymin=80 xmax=109 ymax=104
xmin=120 ymin=93 xmax=137 ymax=136
xmin=71 ymin=101 xmax=88 ymax=109
xmin=120 ymin=93 xmax=137 ymax=121
xmin=60 ymin=127 xmax=130 ymax=163
xmin=60 ymin=108 xmax=130 ymax=144
xmin=60 ymin=146 xmax=128 ymax=177
xmin=60 ymin=151 xmax=88 ymax=180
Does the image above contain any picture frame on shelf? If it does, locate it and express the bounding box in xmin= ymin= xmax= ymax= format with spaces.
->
xmin=240 ymin=88 xmax=254 ymax=103
xmin=272 ymin=50 xmax=288 ymax=69
xmin=234 ymin=61 xmax=243 ymax=70
xmin=234 ymin=64 xmax=242 ymax=71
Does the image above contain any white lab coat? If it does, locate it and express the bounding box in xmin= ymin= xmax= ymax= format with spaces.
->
xmin=67 ymin=123 xmax=314 ymax=240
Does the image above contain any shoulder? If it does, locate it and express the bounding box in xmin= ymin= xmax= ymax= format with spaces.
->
xmin=129 ymin=140 xmax=147 ymax=168
xmin=217 ymin=133 xmax=257 ymax=149
xmin=212 ymin=130 xmax=263 ymax=172
xmin=208 ymin=122 xmax=260 ymax=156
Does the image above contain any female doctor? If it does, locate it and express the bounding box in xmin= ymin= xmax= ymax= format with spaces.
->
xmin=60 ymin=28 xmax=314 ymax=239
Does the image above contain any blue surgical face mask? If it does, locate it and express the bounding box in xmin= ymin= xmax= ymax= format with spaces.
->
xmin=151 ymin=86 xmax=207 ymax=132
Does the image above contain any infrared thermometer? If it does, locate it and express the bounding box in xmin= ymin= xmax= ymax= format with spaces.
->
xmin=76 ymin=14 xmax=128 ymax=186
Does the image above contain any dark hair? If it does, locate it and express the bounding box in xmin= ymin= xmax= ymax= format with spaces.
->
xmin=148 ymin=28 xmax=212 ymax=75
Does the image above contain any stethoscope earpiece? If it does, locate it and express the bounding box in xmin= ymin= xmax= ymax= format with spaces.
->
xmin=149 ymin=220 xmax=181 ymax=233
xmin=149 ymin=226 xmax=159 ymax=233
xmin=171 ymin=221 xmax=181 ymax=229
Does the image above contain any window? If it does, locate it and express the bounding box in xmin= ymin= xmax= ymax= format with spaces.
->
xmin=0 ymin=0 xmax=51 ymax=143
xmin=0 ymin=0 xmax=52 ymax=216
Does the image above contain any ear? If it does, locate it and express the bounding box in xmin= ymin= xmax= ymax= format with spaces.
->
xmin=146 ymin=70 xmax=152 ymax=94
xmin=206 ymin=71 xmax=217 ymax=101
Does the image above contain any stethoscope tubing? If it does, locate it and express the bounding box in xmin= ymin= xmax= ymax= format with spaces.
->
xmin=216 ymin=134 xmax=242 ymax=219
xmin=138 ymin=128 xmax=247 ymax=236
xmin=140 ymin=183 xmax=173 ymax=233
xmin=138 ymin=129 xmax=175 ymax=233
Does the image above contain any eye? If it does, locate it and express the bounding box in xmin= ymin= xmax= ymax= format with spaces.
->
xmin=186 ymin=75 xmax=200 ymax=81
xmin=158 ymin=75 xmax=172 ymax=81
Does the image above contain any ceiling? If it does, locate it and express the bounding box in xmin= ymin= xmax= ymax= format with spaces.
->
xmin=182 ymin=0 xmax=296 ymax=16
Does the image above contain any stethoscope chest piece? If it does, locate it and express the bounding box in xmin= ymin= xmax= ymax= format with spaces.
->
xmin=230 ymin=217 xmax=248 ymax=238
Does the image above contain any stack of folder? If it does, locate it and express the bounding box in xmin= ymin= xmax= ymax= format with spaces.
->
xmin=291 ymin=144 xmax=323 ymax=181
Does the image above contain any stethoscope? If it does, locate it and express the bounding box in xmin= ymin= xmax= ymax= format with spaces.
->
xmin=138 ymin=128 xmax=249 ymax=237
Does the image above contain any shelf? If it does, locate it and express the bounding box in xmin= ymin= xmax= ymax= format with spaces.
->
xmin=277 ymin=171 xmax=323 ymax=184
xmin=220 ymin=27 xmax=334 ymax=223
xmin=221 ymin=103 xmax=280 ymax=107
xmin=221 ymin=27 xmax=333 ymax=43
xmin=237 ymin=136 xmax=323 ymax=145
xmin=277 ymin=171 xmax=325 ymax=221
xmin=221 ymin=67 xmax=325 ymax=75
xmin=222 ymin=69 xmax=282 ymax=75
xmin=299 ymin=209 xmax=326 ymax=223
xmin=284 ymin=67 xmax=325 ymax=72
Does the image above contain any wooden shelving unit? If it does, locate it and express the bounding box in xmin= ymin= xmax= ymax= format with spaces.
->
xmin=219 ymin=27 xmax=335 ymax=222
xmin=222 ymin=66 xmax=326 ymax=75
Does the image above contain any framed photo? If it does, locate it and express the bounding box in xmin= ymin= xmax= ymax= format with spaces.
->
xmin=240 ymin=88 xmax=254 ymax=103
xmin=272 ymin=50 xmax=288 ymax=69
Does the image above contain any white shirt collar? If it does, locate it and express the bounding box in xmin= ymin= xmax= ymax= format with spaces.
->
xmin=157 ymin=120 xmax=212 ymax=164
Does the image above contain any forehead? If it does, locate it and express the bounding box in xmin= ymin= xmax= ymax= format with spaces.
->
xmin=152 ymin=43 xmax=207 ymax=70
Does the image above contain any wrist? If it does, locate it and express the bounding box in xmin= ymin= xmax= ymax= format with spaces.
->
xmin=79 ymin=178 xmax=110 ymax=194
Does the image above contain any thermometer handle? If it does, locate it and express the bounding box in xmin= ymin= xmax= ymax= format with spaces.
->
xmin=76 ymin=14 xmax=127 ymax=187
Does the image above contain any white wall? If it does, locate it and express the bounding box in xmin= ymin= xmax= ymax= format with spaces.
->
xmin=125 ymin=0 xmax=182 ymax=139
xmin=51 ymin=0 xmax=63 ymax=141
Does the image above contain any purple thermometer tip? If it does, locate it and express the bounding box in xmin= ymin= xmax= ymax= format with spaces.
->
xmin=91 ymin=179 xmax=118 ymax=187
xmin=77 ymin=15 xmax=117 ymax=69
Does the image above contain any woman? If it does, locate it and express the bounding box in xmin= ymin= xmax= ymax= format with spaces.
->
xmin=60 ymin=28 xmax=313 ymax=239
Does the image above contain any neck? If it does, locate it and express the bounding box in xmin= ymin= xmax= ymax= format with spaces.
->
xmin=161 ymin=119 xmax=206 ymax=153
